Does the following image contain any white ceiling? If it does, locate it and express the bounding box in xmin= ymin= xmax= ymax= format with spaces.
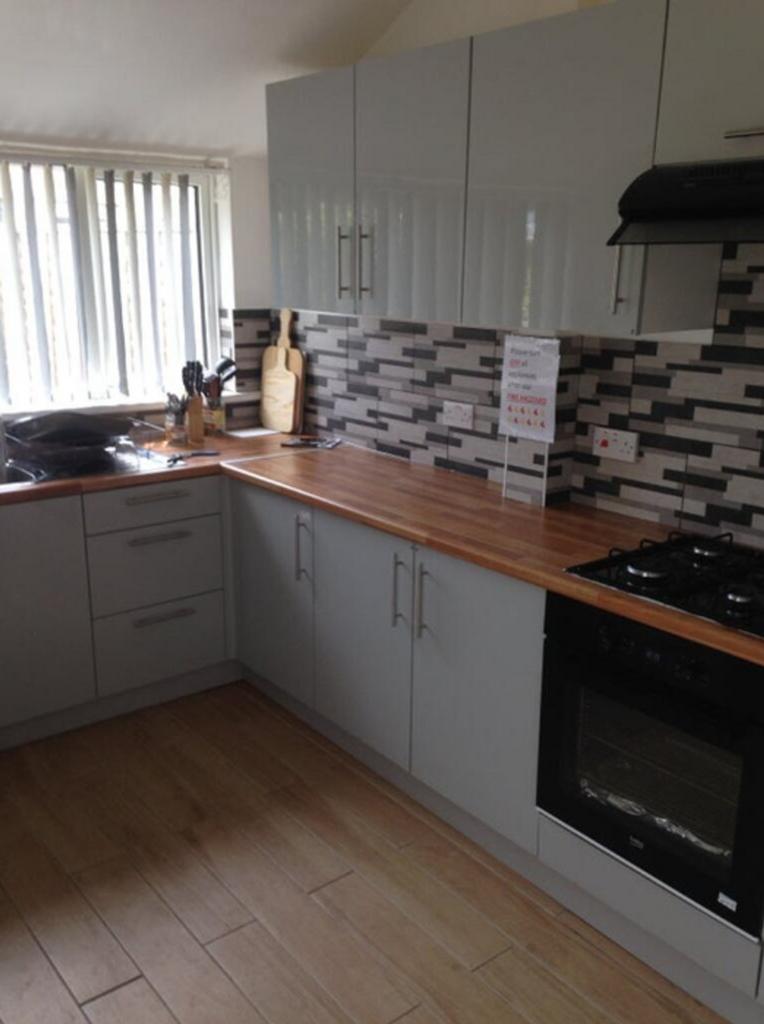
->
xmin=0 ymin=0 xmax=410 ymax=157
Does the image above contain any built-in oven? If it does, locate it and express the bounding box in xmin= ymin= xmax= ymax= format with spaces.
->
xmin=537 ymin=593 xmax=764 ymax=937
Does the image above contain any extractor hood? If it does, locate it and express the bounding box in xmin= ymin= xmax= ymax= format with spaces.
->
xmin=609 ymin=160 xmax=764 ymax=245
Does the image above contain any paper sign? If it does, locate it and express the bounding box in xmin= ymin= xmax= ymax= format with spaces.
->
xmin=499 ymin=335 xmax=560 ymax=444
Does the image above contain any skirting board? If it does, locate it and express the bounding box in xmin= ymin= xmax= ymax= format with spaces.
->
xmin=246 ymin=670 xmax=764 ymax=1024
xmin=0 ymin=660 xmax=243 ymax=752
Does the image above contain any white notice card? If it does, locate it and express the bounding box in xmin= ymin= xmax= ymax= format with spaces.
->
xmin=499 ymin=335 xmax=560 ymax=444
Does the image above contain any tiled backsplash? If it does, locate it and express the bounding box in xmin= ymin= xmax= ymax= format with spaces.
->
xmin=573 ymin=243 xmax=764 ymax=547
xmin=225 ymin=242 xmax=764 ymax=542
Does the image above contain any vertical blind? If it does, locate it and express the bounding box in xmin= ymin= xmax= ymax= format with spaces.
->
xmin=0 ymin=161 xmax=214 ymax=411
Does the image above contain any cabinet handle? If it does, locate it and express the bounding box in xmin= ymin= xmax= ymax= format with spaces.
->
xmin=724 ymin=126 xmax=764 ymax=140
xmin=133 ymin=606 xmax=196 ymax=629
xmin=610 ymin=246 xmax=625 ymax=315
xmin=391 ymin=554 xmax=405 ymax=628
xmin=124 ymin=488 xmax=189 ymax=506
xmin=357 ymin=224 xmax=372 ymax=297
xmin=416 ymin=562 xmax=429 ymax=639
xmin=337 ymin=226 xmax=352 ymax=298
xmin=294 ymin=514 xmax=309 ymax=582
xmin=127 ymin=528 xmax=192 ymax=548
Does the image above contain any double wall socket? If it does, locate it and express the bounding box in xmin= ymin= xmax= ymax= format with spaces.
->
xmin=442 ymin=401 xmax=475 ymax=430
xmin=592 ymin=426 xmax=639 ymax=463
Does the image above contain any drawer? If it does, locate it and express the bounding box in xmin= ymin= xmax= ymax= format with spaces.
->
xmin=94 ymin=591 xmax=226 ymax=697
xmin=84 ymin=476 xmax=220 ymax=535
xmin=88 ymin=514 xmax=223 ymax=618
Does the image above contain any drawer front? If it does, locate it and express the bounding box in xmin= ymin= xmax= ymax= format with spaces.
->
xmin=88 ymin=514 xmax=223 ymax=618
xmin=94 ymin=591 xmax=226 ymax=698
xmin=84 ymin=476 xmax=221 ymax=535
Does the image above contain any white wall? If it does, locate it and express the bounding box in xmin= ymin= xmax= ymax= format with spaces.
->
xmin=367 ymin=0 xmax=607 ymax=56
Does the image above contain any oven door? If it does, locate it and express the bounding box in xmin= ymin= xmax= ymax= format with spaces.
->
xmin=537 ymin=628 xmax=764 ymax=937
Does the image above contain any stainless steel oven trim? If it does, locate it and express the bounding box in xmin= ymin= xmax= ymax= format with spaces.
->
xmin=537 ymin=809 xmax=761 ymax=943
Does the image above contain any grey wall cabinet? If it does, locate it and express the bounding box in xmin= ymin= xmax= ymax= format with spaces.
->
xmin=314 ymin=510 xmax=414 ymax=769
xmin=461 ymin=0 xmax=720 ymax=337
xmin=657 ymin=0 xmax=764 ymax=164
xmin=410 ymin=547 xmax=545 ymax=852
xmin=355 ymin=40 xmax=470 ymax=323
xmin=0 ymin=496 xmax=95 ymax=727
xmin=267 ymin=41 xmax=470 ymax=323
xmin=267 ymin=67 xmax=356 ymax=315
xmin=232 ymin=482 xmax=315 ymax=706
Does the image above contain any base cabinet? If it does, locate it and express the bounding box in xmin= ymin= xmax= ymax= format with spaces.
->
xmin=232 ymin=482 xmax=315 ymax=706
xmin=314 ymin=510 xmax=414 ymax=769
xmin=411 ymin=547 xmax=545 ymax=853
xmin=0 ymin=496 xmax=95 ymax=726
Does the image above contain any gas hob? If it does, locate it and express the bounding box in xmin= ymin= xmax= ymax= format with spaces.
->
xmin=567 ymin=532 xmax=764 ymax=637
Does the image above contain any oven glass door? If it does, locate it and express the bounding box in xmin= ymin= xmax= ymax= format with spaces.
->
xmin=538 ymin=640 xmax=764 ymax=935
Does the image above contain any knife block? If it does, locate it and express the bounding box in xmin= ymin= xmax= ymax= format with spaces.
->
xmin=186 ymin=396 xmax=205 ymax=446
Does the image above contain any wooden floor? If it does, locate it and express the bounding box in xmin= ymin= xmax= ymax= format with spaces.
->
xmin=0 ymin=682 xmax=728 ymax=1024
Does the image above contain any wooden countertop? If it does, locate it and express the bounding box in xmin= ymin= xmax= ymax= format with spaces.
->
xmin=0 ymin=433 xmax=292 ymax=506
xmin=223 ymin=443 xmax=764 ymax=668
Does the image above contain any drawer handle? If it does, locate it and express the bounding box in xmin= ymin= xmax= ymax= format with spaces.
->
xmin=133 ymin=607 xmax=197 ymax=629
xmin=416 ymin=563 xmax=429 ymax=639
xmin=127 ymin=529 xmax=193 ymax=548
xmin=392 ymin=554 xmax=405 ymax=628
xmin=724 ymin=126 xmax=764 ymax=140
xmin=124 ymin=488 xmax=190 ymax=506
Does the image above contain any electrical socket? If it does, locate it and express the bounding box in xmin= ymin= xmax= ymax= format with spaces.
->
xmin=442 ymin=401 xmax=475 ymax=430
xmin=592 ymin=426 xmax=639 ymax=463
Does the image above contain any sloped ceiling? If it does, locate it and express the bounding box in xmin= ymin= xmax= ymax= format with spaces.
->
xmin=0 ymin=0 xmax=411 ymax=155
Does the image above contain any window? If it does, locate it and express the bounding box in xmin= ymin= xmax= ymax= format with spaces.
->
xmin=0 ymin=159 xmax=225 ymax=412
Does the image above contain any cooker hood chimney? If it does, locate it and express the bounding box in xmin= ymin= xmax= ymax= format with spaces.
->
xmin=608 ymin=159 xmax=764 ymax=245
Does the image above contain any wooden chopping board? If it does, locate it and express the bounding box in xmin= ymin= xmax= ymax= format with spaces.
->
xmin=261 ymin=342 xmax=297 ymax=432
xmin=261 ymin=308 xmax=304 ymax=432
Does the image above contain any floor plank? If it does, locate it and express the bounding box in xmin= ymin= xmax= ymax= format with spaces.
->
xmin=185 ymin=819 xmax=414 ymax=1024
xmin=276 ymin=782 xmax=510 ymax=969
xmin=208 ymin=920 xmax=357 ymax=1024
xmin=75 ymin=858 xmax=266 ymax=1024
xmin=83 ymin=979 xmax=178 ymax=1024
xmin=78 ymin=780 xmax=254 ymax=944
xmin=315 ymin=871 xmax=527 ymax=1024
xmin=0 ymin=830 xmax=139 ymax=1004
xmin=0 ymin=893 xmax=87 ymax=1024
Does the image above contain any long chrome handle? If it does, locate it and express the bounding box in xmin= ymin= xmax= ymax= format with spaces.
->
xmin=125 ymin=488 xmax=189 ymax=506
xmin=133 ymin=606 xmax=196 ymax=629
xmin=724 ymin=126 xmax=764 ymax=140
xmin=127 ymin=528 xmax=192 ymax=548
xmin=357 ymin=224 xmax=372 ymax=297
xmin=294 ymin=515 xmax=309 ymax=582
xmin=416 ymin=563 xmax=429 ymax=639
xmin=391 ymin=554 xmax=404 ymax=628
xmin=610 ymin=246 xmax=625 ymax=315
xmin=337 ymin=226 xmax=351 ymax=298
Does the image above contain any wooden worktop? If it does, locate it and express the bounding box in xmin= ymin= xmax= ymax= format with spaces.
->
xmin=223 ymin=443 xmax=764 ymax=669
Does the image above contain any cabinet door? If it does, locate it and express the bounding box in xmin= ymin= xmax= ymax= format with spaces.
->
xmin=411 ymin=548 xmax=545 ymax=852
xmin=355 ymin=40 xmax=470 ymax=323
xmin=231 ymin=483 xmax=314 ymax=706
xmin=0 ymin=496 xmax=95 ymax=727
xmin=267 ymin=67 xmax=355 ymax=314
xmin=657 ymin=0 xmax=764 ymax=164
xmin=463 ymin=1 xmax=665 ymax=336
xmin=314 ymin=510 xmax=413 ymax=769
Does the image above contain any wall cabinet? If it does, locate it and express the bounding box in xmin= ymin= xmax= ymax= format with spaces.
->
xmin=232 ymin=482 xmax=315 ymax=706
xmin=355 ymin=40 xmax=470 ymax=323
xmin=410 ymin=547 xmax=545 ymax=852
xmin=267 ymin=67 xmax=356 ymax=315
xmin=267 ymin=41 xmax=470 ymax=323
xmin=314 ymin=510 xmax=414 ymax=769
xmin=657 ymin=0 xmax=764 ymax=164
xmin=0 ymin=497 xmax=95 ymax=727
xmin=462 ymin=0 xmax=719 ymax=337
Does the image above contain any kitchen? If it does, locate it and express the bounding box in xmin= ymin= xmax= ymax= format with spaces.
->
xmin=1 ymin=1 xmax=763 ymax=1023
